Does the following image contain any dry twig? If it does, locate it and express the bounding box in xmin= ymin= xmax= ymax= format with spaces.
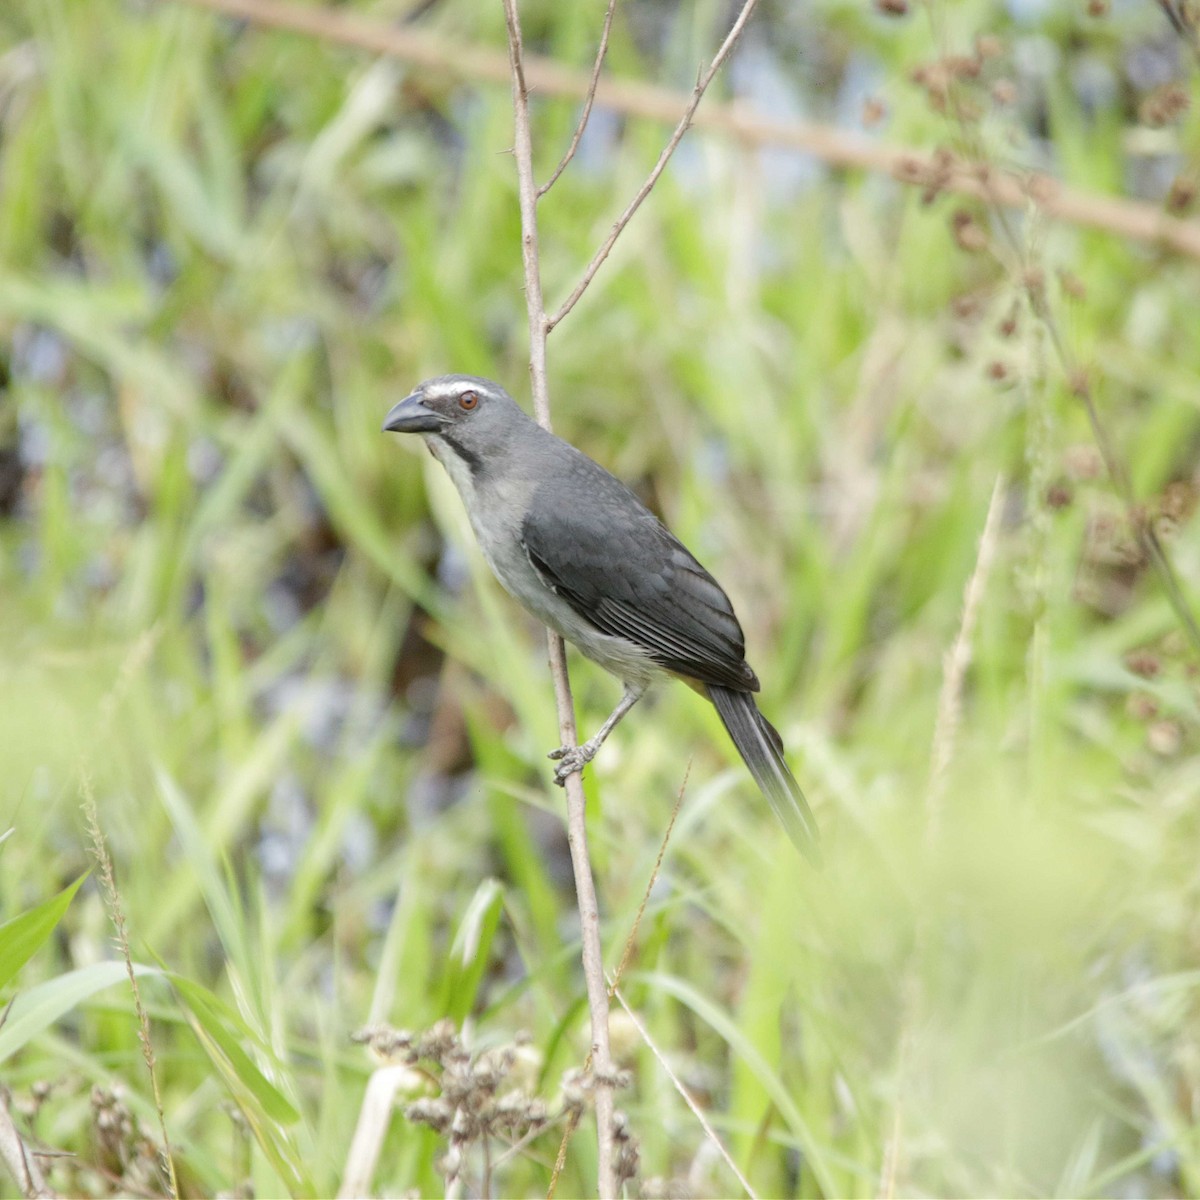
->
xmin=612 ymin=984 xmax=757 ymax=1199
xmin=499 ymin=1 xmax=760 ymax=1191
xmin=338 ymin=1065 xmax=418 ymax=1200
xmin=0 ymin=1086 xmax=54 ymax=1200
xmin=608 ymin=761 xmax=689 ymax=997
xmin=173 ymin=0 xmax=1200 ymax=261
xmin=538 ymin=0 xmax=617 ymax=197
xmin=500 ymin=2 xmax=618 ymax=1193
xmin=546 ymin=0 xmax=761 ymax=331
xmin=1158 ymin=0 xmax=1200 ymax=62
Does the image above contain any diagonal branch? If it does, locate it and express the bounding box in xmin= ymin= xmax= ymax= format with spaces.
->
xmin=538 ymin=0 xmax=618 ymax=198
xmin=174 ymin=0 xmax=1200 ymax=262
xmin=547 ymin=0 xmax=760 ymax=332
xmin=0 ymin=1085 xmax=54 ymax=1200
xmin=1157 ymin=0 xmax=1200 ymax=62
xmin=611 ymin=984 xmax=757 ymax=1199
xmin=502 ymin=3 xmax=618 ymax=1196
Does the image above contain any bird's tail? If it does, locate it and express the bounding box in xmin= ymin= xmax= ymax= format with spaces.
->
xmin=707 ymin=685 xmax=821 ymax=863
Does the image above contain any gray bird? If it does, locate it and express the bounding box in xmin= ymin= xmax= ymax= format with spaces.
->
xmin=383 ymin=374 xmax=819 ymax=859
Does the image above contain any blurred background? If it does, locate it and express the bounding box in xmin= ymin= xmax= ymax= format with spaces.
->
xmin=2 ymin=0 xmax=1200 ymax=1196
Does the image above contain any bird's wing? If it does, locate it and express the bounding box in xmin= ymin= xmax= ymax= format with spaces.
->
xmin=520 ymin=474 xmax=759 ymax=692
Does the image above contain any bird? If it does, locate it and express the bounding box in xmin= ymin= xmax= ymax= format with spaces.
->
xmin=382 ymin=374 xmax=819 ymax=860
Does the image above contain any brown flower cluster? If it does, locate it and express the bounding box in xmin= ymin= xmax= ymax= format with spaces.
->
xmin=353 ymin=1019 xmax=640 ymax=1192
xmin=90 ymin=1085 xmax=167 ymax=1197
xmin=1139 ymin=83 xmax=1191 ymax=128
xmin=909 ymin=36 xmax=1008 ymax=121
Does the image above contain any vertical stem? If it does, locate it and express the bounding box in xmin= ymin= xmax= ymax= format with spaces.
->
xmin=501 ymin=3 xmax=617 ymax=1196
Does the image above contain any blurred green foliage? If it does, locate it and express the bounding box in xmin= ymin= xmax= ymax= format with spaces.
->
xmin=1 ymin=0 xmax=1200 ymax=1195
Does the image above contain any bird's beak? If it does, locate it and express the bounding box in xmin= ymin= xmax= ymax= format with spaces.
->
xmin=382 ymin=392 xmax=443 ymax=434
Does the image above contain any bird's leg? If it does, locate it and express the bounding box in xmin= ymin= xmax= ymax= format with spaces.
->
xmin=549 ymin=683 xmax=646 ymax=786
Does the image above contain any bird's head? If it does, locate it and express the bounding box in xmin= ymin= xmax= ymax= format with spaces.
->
xmin=379 ymin=374 xmax=530 ymax=482
xmin=382 ymin=375 xmax=529 ymax=477
xmin=382 ymin=375 xmax=519 ymax=437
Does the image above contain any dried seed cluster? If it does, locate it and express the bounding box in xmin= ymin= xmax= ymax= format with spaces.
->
xmin=908 ymin=37 xmax=1008 ymax=123
xmin=91 ymin=1085 xmax=166 ymax=1196
xmin=354 ymin=1019 xmax=640 ymax=1192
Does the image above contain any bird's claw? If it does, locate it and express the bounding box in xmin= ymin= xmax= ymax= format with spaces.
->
xmin=549 ymin=744 xmax=593 ymax=786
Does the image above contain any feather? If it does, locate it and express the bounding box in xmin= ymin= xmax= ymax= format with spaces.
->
xmin=520 ymin=472 xmax=756 ymax=691
xmin=707 ymin=685 xmax=820 ymax=862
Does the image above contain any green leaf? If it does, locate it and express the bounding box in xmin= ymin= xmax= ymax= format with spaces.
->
xmin=0 ymin=961 xmax=161 ymax=1064
xmin=0 ymin=873 xmax=88 ymax=991
xmin=439 ymin=878 xmax=505 ymax=1024
xmin=170 ymin=975 xmax=299 ymax=1124
xmin=170 ymin=974 xmax=314 ymax=1197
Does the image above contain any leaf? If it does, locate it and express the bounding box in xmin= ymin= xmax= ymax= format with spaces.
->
xmin=170 ymin=975 xmax=298 ymax=1124
xmin=0 ymin=873 xmax=88 ymax=992
xmin=439 ymin=878 xmax=505 ymax=1024
xmin=0 ymin=961 xmax=161 ymax=1064
xmin=170 ymin=974 xmax=314 ymax=1198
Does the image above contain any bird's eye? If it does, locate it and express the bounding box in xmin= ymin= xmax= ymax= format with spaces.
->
xmin=458 ymin=390 xmax=479 ymax=411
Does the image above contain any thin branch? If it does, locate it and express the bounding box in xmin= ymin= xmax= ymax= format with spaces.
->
xmin=1158 ymin=0 xmax=1200 ymax=62
xmin=502 ymin=5 xmax=760 ymax=1184
xmin=548 ymin=765 xmax=686 ymax=1195
xmin=538 ymin=0 xmax=618 ymax=198
xmin=609 ymin=761 xmax=688 ymax=997
xmin=491 ymin=1108 xmax=570 ymax=1171
xmin=173 ymin=0 xmax=1200 ymax=262
xmin=501 ymin=0 xmax=551 ymax=419
xmin=611 ymin=985 xmax=757 ymax=1200
xmin=547 ymin=0 xmax=761 ymax=332
xmin=0 ymin=1087 xmax=55 ymax=1200
xmin=502 ymin=3 xmax=618 ymax=1196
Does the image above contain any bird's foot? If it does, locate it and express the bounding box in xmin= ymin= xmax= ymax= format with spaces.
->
xmin=548 ymin=742 xmax=597 ymax=786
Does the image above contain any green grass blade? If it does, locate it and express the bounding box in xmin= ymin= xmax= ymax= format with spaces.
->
xmin=0 ymin=961 xmax=161 ymax=1064
xmin=0 ymin=872 xmax=87 ymax=991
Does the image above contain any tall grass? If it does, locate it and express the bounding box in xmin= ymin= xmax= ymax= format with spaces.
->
xmin=1 ymin=0 xmax=1199 ymax=1195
